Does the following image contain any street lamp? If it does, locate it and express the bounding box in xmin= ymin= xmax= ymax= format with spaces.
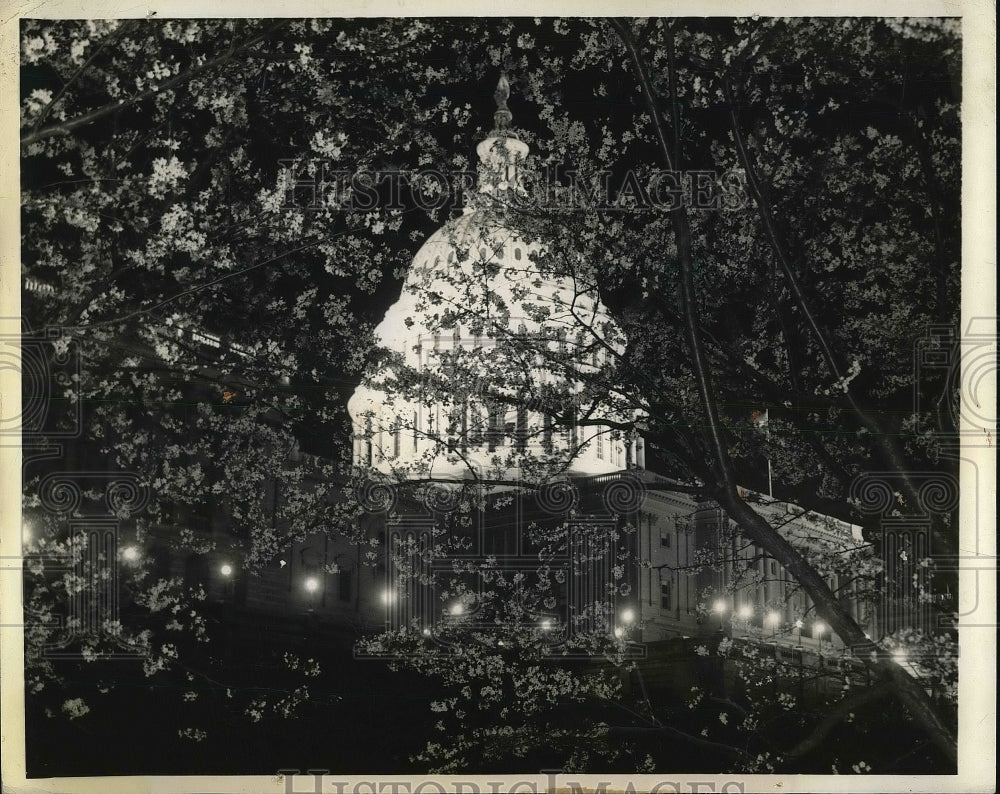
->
xmin=304 ymin=576 xmax=319 ymax=593
xmin=621 ymin=608 xmax=635 ymax=625
xmin=737 ymin=604 xmax=753 ymax=621
xmin=380 ymin=588 xmax=393 ymax=605
xmin=814 ymin=621 xmax=826 ymax=654
xmin=220 ymin=563 xmax=233 ymax=577
xmin=794 ymin=618 xmax=804 ymax=647
xmin=765 ymin=611 xmax=781 ymax=638
xmin=121 ymin=545 xmax=141 ymax=563
xmin=712 ymin=598 xmax=728 ymax=634
xmin=449 ymin=602 xmax=464 ymax=616
xmin=540 ymin=619 xmax=552 ymax=632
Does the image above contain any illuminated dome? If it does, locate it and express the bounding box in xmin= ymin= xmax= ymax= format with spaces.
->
xmin=347 ymin=76 xmax=630 ymax=484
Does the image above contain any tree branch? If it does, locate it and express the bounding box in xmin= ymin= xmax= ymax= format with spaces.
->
xmin=784 ymin=682 xmax=893 ymax=759
xmin=22 ymin=20 xmax=290 ymax=146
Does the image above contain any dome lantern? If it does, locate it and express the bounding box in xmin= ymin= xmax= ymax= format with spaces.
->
xmin=476 ymin=73 xmax=529 ymax=197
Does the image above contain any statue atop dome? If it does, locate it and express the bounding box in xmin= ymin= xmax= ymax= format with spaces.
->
xmin=477 ymin=72 xmax=529 ymax=198
xmin=491 ymin=73 xmax=514 ymax=135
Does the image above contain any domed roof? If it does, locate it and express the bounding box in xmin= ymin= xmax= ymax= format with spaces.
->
xmin=374 ymin=210 xmax=611 ymax=356
xmin=346 ymin=76 xmax=630 ymax=483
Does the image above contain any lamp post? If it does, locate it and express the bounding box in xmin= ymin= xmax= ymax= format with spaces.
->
xmin=736 ymin=604 xmax=752 ymax=643
xmin=765 ymin=611 xmax=780 ymax=640
xmin=793 ymin=619 xmax=805 ymax=698
xmin=814 ymin=620 xmax=826 ymax=655
xmin=219 ymin=563 xmax=235 ymax=601
xmin=303 ymin=575 xmax=322 ymax=630
xmin=712 ymin=598 xmax=728 ymax=635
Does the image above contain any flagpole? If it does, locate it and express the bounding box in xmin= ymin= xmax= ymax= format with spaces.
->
xmin=764 ymin=409 xmax=773 ymax=498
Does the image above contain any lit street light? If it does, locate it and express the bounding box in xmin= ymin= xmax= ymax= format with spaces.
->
xmin=737 ymin=604 xmax=753 ymax=621
xmin=814 ymin=621 xmax=826 ymax=654
xmin=765 ymin=611 xmax=781 ymax=638
xmin=121 ymin=545 xmax=141 ymax=563
xmin=620 ymin=608 xmax=635 ymax=625
xmin=220 ymin=563 xmax=233 ymax=577
xmin=712 ymin=598 xmax=728 ymax=634
xmin=304 ymin=577 xmax=319 ymax=593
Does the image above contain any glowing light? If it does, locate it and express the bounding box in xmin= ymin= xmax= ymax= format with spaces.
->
xmin=422 ymin=628 xmax=431 ymax=637
xmin=712 ymin=599 xmax=728 ymax=614
xmin=380 ymin=588 xmax=393 ymax=604
xmin=765 ymin=611 xmax=781 ymax=626
xmin=121 ymin=545 xmax=140 ymax=563
xmin=814 ymin=621 xmax=826 ymax=636
xmin=304 ymin=577 xmax=319 ymax=593
xmin=737 ymin=604 xmax=753 ymax=620
xmin=621 ymin=608 xmax=635 ymax=625
xmin=540 ymin=619 xmax=552 ymax=631
xmin=794 ymin=619 xmax=804 ymax=630
xmin=449 ymin=602 xmax=464 ymax=616
xmin=613 ymin=627 xmax=624 ymax=638
xmin=892 ymin=648 xmax=908 ymax=663
xmin=220 ymin=563 xmax=233 ymax=577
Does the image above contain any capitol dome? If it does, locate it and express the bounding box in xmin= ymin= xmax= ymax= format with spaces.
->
xmin=347 ymin=76 xmax=633 ymax=485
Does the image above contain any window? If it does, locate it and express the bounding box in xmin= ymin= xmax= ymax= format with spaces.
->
xmin=660 ymin=580 xmax=672 ymax=610
xmin=596 ymin=430 xmax=604 ymax=460
xmin=660 ymin=529 xmax=672 ymax=548
xmin=364 ymin=417 xmax=373 ymax=466
xmin=769 ymin=560 xmax=777 ymax=576
xmin=338 ymin=570 xmax=353 ymax=602
xmin=393 ymin=426 xmax=400 ymax=458
xmin=413 ymin=411 xmax=419 ymax=452
xmin=516 ymin=406 xmax=528 ymax=450
xmin=487 ymin=404 xmax=502 ymax=451
xmin=447 ymin=402 xmax=467 ymax=450
xmin=514 ymin=247 xmax=522 ymax=260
